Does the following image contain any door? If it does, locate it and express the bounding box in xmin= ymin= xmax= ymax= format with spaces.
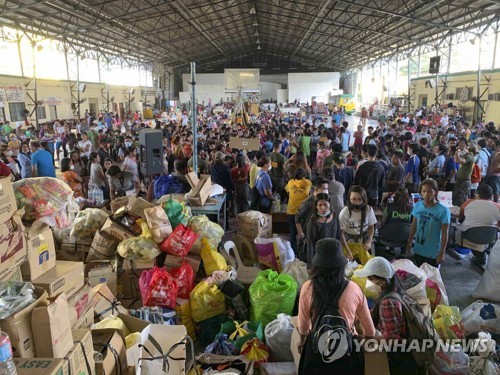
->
xmin=119 ymin=102 xmax=125 ymax=120
xmin=49 ymin=105 xmax=57 ymax=120
xmin=418 ymin=94 xmax=428 ymax=107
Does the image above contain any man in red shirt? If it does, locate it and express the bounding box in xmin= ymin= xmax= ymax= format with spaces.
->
xmin=231 ymin=152 xmax=250 ymax=213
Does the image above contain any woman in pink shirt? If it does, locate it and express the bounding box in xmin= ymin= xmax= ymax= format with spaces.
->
xmin=297 ymin=238 xmax=375 ymax=374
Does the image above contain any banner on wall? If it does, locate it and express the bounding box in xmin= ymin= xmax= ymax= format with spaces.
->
xmin=44 ymin=97 xmax=61 ymax=105
xmin=4 ymin=85 xmax=25 ymax=102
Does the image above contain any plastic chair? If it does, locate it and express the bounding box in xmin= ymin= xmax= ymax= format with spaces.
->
xmin=232 ymin=234 xmax=258 ymax=266
xmin=375 ymin=222 xmax=412 ymax=256
xmin=223 ymin=241 xmax=260 ymax=286
xmin=460 ymin=226 xmax=498 ymax=248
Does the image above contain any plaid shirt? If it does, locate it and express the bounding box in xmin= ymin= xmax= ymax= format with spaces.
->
xmin=379 ymin=297 xmax=407 ymax=339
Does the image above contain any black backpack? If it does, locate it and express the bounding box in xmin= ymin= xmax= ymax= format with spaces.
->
xmin=249 ymin=174 xmax=264 ymax=210
xmin=311 ymin=282 xmax=353 ymax=363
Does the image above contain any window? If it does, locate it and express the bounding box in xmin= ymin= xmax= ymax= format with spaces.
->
xmin=49 ymin=105 xmax=57 ymax=120
xmin=36 ymin=106 xmax=46 ymax=120
xmin=8 ymin=102 xmax=25 ymax=122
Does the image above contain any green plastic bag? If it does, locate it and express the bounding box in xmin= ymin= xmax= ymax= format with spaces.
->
xmin=219 ymin=320 xmax=264 ymax=352
xmin=249 ymin=270 xmax=297 ymax=327
xmin=162 ymin=197 xmax=191 ymax=229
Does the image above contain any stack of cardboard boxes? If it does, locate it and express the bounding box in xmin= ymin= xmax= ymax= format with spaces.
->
xmin=0 ymin=176 xmax=96 ymax=374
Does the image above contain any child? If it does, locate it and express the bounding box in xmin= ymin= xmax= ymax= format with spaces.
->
xmin=61 ymin=157 xmax=84 ymax=198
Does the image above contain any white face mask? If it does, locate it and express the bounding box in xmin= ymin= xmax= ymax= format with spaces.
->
xmin=365 ymin=279 xmax=382 ymax=296
xmin=5 ymin=151 xmax=13 ymax=157
xmin=267 ymin=165 xmax=272 ymax=171
xmin=317 ymin=210 xmax=331 ymax=217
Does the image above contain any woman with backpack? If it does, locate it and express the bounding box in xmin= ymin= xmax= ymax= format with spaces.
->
xmin=354 ymin=257 xmax=422 ymax=374
xmin=253 ymin=156 xmax=274 ymax=214
xmin=297 ymin=238 xmax=375 ymax=374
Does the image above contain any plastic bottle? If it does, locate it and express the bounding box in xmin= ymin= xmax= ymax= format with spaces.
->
xmin=90 ymin=187 xmax=96 ymax=205
xmin=276 ymin=193 xmax=281 ymax=212
xmin=97 ymin=188 xmax=103 ymax=205
xmin=0 ymin=332 xmax=17 ymax=375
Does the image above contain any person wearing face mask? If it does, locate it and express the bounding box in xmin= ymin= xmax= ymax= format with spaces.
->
xmin=0 ymin=145 xmax=21 ymax=180
xmin=8 ymin=134 xmax=21 ymax=156
xmin=118 ymin=137 xmax=133 ymax=161
xmin=303 ymin=193 xmax=340 ymax=265
xmin=353 ymin=257 xmax=420 ymax=375
xmin=295 ymin=177 xmax=330 ymax=238
xmin=425 ymin=144 xmax=446 ymax=187
xmin=339 ymin=185 xmax=377 ymax=263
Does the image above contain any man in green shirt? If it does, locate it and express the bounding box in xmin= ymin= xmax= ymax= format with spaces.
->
xmin=2 ymin=122 xmax=12 ymax=139
xmin=453 ymin=137 xmax=474 ymax=206
xmin=299 ymin=129 xmax=311 ymax=164
xmin=270 ymin=139 xmax=286 ymax=197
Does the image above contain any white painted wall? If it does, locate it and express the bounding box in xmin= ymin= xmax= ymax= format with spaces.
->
xmin=277 ymin=89 xmax=288 ymax=105
xmin=259 ymin=82 xmax=281 ymax=101
xmin=0 ymin=75 xmax=152 ymax=123
xmin=287 ymin=72 xmax=340 ymax=104
xmin=182 ymin=73 xmax=227 ymax=104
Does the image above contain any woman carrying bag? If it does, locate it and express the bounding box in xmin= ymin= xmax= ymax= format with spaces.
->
xmin=339 ymin=185 xmax=377 ymax=265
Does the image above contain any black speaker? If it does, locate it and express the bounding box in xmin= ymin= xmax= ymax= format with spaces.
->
xmin=429 ymin=56 xmax=440 ymax=74
xmin=139 ymin=129 xmax=163 ymax=175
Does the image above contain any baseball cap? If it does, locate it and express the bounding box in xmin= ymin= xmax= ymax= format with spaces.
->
xmin=353 ymin=257 xmax=394 ymax=279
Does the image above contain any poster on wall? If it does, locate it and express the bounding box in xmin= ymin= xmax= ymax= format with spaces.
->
xmin=4 ymin=85 xmax=25 ymax=102
xmin=44 ymin=97 xmax=61 ymax=105
xmin=0 ymin=87 xmax=6 ymax=102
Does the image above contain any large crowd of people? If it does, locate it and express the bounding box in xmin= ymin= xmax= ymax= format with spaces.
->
xmin=0 ymin=101 xmax=499 ymax=373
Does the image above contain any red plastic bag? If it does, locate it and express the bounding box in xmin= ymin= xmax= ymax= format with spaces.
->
xmin=160 ymin=224 xmax=198 ymax=257
xmin=144 ymin=267 xmax=178 ymax=308
xmin=139 ymin=268 xmax=155 ymax=306
xmin=170 ymin=261 xmax=195 ymax=299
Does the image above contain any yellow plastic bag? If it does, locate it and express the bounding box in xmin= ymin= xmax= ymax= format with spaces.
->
xmin=350 ymin=265 xmax=379 ymax=299
xmin=229 ymin=320 xmax=250 ymax=341
xmin=201 ymin=238 xmax=228 ymax=276
xmin=432 ymin=305 xmax=465 ymax=340
xmin=190 ymin=281 xmax=226 ymax=322
xmin=343 ymin=243 xmax=373 ymax=266
xmin=176 ymin=297 xmax=196 ymax=339
xmin=137 ymin=218 xmax=153 ymax=241
xmin=125 ymin=332 xmax=141 ymax=349
xmin=240 ymin=338 xmax=269 ymax=367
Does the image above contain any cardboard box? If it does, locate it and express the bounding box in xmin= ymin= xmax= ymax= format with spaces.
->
xmin=0 ymin=287 xmax=48 ymax=358
xmin=100 ymin=218 xmax=135 ymax=243
xmin=110 ymin=196 xmax=130 ymax=214
xmin=237 ymin=211 xmax=272 ymax=239
xmin=32 ymin=261 xmax=84 ymax=299
xmin=164 ymin=253 xmax=201 ymax=273
xmin=122 ymin=259 xmax=155 ymax=271
xmin=126 ymin=196 xmax=154 ymax=218
xmin=86 ymin=230 xmax=117 ymax=262
xmin=107 ymin=313 xmax=149 ymax=341
xmin=87 ymin=261 xmax=118 ymax=295
xmin=0 ymin=175 xmax=17 ymax=224
xmin=186 ymin=172 xmax=212 ymax=206
xmin=92 ymin=330 xmax=127 ymax=375
xmin=119 ymin=269 xmax=148 ymax=299
xmin=0 ymin=264 xmax=22 ymax=282
xmin=260 ymin=362 xmax=296 ymax=375
xmin=75 ymin=306 xmax=94 ymax=330
xmin=21 ymin=222 xmax=57 ymax=280
xmin=64 ymin=329 xmax=95 ymax=375
xmin=67 ymin=284 xmax=93 ymax=327
xmin=31 ymin=293 xmax=73 ymax=358
xmin=56 ymin=248 xmax=89 ymax=263
xmin=14 ymin=358 xmax=65 ymax=375
xmin=0 ymin=211 xmax=27 ymax=279
xmin=92 ymin=283 xmax=128 ymax=320
xmin=229 ymin=136 xmax=261 ymax=151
